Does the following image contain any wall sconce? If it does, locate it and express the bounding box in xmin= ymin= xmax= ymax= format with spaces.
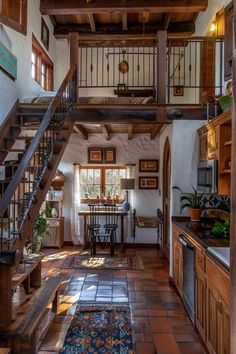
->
xmin=210 ymin=20 xmax=216 ymax=35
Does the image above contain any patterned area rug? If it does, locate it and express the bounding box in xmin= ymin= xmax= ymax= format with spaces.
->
xmin=60 ymin=303 xmax=134 ymax=354
xmin=60 ymin=255 xmax=144 ymax=270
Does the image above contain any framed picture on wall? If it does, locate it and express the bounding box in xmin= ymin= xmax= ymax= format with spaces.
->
xmin=139 ymin=159 xmax=159 ymax=172
xmin=173 ymin=86 xmax=184 ymax=96
xmin=104 ymin=147 xmax=116 ymax=163
xmin=88 ymin=147 xmax=103 ymax=163
xmin=41 ymin=18 xmax=49 ymax=50
xmin=139 ymin=176 xmax=158 ymax=190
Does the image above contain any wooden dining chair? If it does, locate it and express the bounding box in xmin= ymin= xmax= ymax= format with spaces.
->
xmin=87 ymin=204 xmax=101 ymax=255
xmin=103 ymin=204 xmax=119 ymax=245
xmin=88 ymin=204 xmax=115 ymax=256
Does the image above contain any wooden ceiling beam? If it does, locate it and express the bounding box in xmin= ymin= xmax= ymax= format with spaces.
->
xmin=87 ymin=13 xmax=96 ymax=32
xmin=122 ymin=12 xmax=128 ymax=31
xmin=54 ymin=22 xmax=195 ymax=39
xmin=73 ymin=104 xmax=206 ymax=123
xmin=102 ymin=124 xmax=110 ymax=140
xmin=128 ymin=124 xmax=133 ymax=140
xmin=40 ymin=0 xmax=208 ymax=15
xmin=73 ymin=124 xmax=88 ymax=139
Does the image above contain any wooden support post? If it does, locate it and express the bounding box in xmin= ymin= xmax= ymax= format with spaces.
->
xmin=157 ymin=30 xmax=167 ymax=104
xmin=230 ymin=1 xmax=236 ymax=352
xmin=69 ymin=32 xmax=78 ymax=103
xmin=0 ymin=264 xmax=13 ymax=328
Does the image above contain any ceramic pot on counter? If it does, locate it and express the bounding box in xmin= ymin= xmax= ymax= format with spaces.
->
xmin=189 ymin=207 xmax=202 ymax=222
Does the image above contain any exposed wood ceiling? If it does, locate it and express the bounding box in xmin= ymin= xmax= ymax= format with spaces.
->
xmin=71 ymin=104 xmax=206 ymax=140
xmin=40 ymin=0 xmax=208 ymax=44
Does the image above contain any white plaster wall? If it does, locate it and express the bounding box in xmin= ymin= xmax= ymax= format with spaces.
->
xmin=159 ymin=120 xmax=205 ymax=276
xmin=195 ymin=0 xmax=231 ymax=35
xmin=58 ymin=133 xmax=161 ymax=244
xmin=0 ymin=0 xmax=68 ymax=124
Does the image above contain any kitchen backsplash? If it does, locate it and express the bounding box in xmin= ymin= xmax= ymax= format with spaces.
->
xmin=202 ymin=194 xmax=230 ymax=213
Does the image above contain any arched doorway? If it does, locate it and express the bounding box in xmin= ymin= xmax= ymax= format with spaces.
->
xmin=162 ymin=138 xmax=171 ymax=259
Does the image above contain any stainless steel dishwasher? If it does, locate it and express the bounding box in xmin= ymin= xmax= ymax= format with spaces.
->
xmin=178 ymin=234 xmax=195 ymax=323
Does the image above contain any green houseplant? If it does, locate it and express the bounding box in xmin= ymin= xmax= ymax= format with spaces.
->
xmin=32 ymin=208 xmax=50 ymax=253
xmin=173 ymin=186 xmax=205 ymax=221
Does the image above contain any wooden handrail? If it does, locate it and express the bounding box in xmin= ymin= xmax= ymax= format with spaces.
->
xmin=0 ymin=66 xmax=76 ymax=217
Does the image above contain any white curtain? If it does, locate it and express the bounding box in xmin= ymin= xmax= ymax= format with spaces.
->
xmin=71 ymin=165 xmax=83 ymax=245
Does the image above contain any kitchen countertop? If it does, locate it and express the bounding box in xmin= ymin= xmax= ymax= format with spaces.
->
xmin=173 ymin=219 xmax=230 ymax=271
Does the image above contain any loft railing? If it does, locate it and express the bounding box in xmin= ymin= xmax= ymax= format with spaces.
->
xmin=0 ymin=66 xmax=76 ymax=252
xmin=167 ymin=37 xmax=224 ymax=104
xmin=78 ymin=38 xmax=224 ymax=104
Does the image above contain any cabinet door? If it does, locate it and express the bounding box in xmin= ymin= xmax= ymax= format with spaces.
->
xmin=208 ymin=125 xmax=219 ymax=160
xmin=195 ymin=270 xmax=206 ymax=340
xmin=199 ymin=130 xmax=208 ymax=161
xmin=206 ymin=281 xmax=218 ymax=354
xmin=218 ymin=297 xmax=230 ymax=354
xmin=173 ymin=242 xmax=183 ymax=295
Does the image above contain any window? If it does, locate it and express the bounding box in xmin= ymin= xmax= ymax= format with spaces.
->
xmin=80 ymin=166 xmax=127 ymax=203
xmin=0 ymin=0 xmax=27 ymax=35
xmin=31 ymin=34 xmax=53 ymax=91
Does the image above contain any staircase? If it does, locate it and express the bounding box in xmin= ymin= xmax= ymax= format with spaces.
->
xmin=0 ymin=67 xmax=76 ymax=337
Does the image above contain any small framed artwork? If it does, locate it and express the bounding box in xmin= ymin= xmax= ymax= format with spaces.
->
xmin=104 ymin=147 xmax=116 ymax=164
xmin=139 ymin=159 xmax=159 ymax=173
xmin=139 ymin=176 xmax=158 ymax=190
xmin=41 ymin=18 xmax=49 ymax=50
xmin=173 ymin=86 xmax=184 ymax=96
xmin=88 ymin=147 xmax=103 ymax=163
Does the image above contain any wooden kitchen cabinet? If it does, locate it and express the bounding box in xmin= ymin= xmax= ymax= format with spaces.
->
xmin=173 ymin=240 xmax=183 ymax=295
xmin=195 ymin=248 xmax=206 ymax=340
xmin=172 ymin=226 xmax=183 ymax=295
xmin=198 ymin=110 xmax=231 ymax=194
xmin=198 ymin=126 xmax=208 ymax=161
xmin=196 ymin=270 xmax=206 ymax=340
xmin=207 ymin=123 xmax=219 ymax=160
xmin=206 ymin=256 xmax=230 ymax=354
xmin=206 ymin=280 xmax=230 ymax=354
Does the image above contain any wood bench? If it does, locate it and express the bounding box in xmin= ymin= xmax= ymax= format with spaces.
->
xmin=0 ymin=275 xmax=63 ymax=354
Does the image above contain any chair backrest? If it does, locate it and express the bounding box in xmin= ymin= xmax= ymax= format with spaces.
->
xmin=88 ymin=204 xmax=100 ymax=227
xmin=104 ymin=204 xmax=118 ymax=226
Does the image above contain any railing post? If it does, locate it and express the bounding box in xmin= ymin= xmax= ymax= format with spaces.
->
xmin=69 ymin=32 xmax=78 ymax=103
xmin=156 ymin=30 xmax=167 ymax=104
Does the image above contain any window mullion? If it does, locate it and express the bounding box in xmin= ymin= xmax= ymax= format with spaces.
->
xmin=101 ymin=167 xmax=105 ymax=196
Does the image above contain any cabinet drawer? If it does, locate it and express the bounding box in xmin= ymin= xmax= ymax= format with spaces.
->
xmin=206 ymin=256 xmax=230 ymax=304
xmin=196 ymin=249 xmax=205 ymax=272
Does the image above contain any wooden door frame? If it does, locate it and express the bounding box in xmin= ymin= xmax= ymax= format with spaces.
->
xmin=230 ymin=0 xmax=236 ymax=352
xmin=162 ymin=137 xmax=171 ymax=259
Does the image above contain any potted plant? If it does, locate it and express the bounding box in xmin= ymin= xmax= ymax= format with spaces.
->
xmin=32 ymin=208 xmax=50 ymax=253
xmin=173 ymin=186 xmax=205 ymax=222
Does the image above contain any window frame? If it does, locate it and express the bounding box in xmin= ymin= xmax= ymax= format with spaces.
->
xmin=31 ymin=34 xmax=53 ymax=91
xmin=0 ymin=0 xmax=27 ymax=35
xmin=80 ymin=165 xmax=127 ymax=204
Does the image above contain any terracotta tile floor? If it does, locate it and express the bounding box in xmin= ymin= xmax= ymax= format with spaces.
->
xmin=38 ymin=246 xmax=206 ymax=354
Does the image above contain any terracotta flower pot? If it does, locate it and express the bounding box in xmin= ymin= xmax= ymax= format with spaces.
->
xmin=189 ymin=208 xmax=202 ymax=222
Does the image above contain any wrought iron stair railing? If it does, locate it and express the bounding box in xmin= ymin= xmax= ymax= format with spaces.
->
xmin=0 ymin=66 xmax=76 ymax=257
